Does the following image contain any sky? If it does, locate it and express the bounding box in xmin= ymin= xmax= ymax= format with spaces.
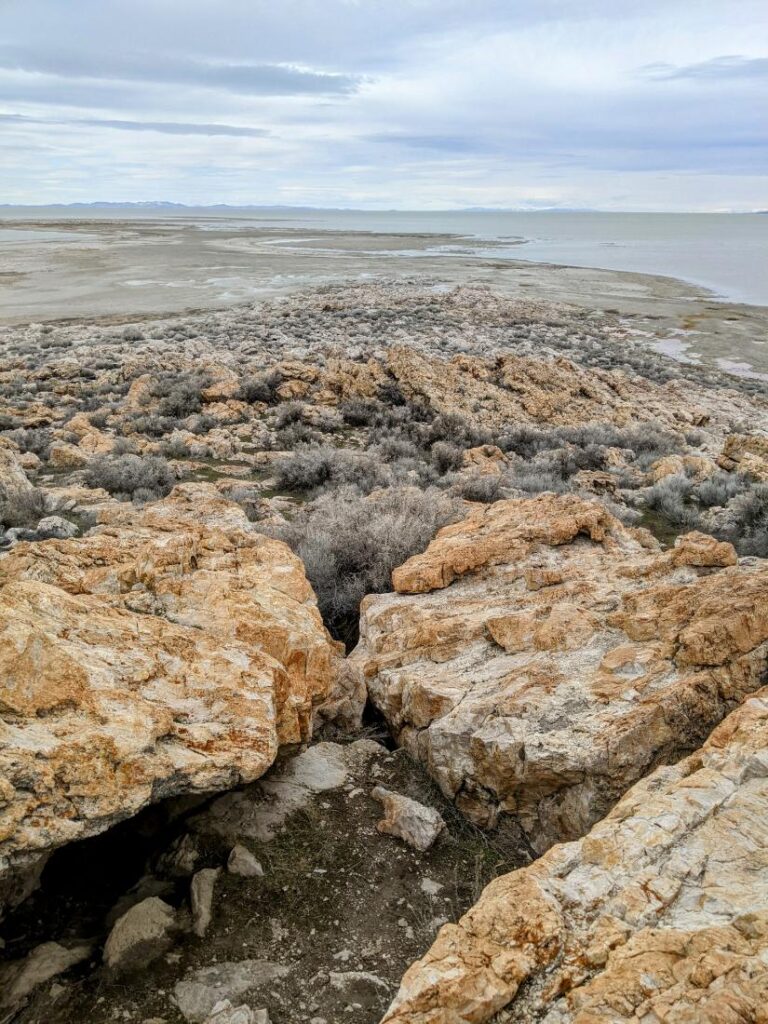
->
xmin=0 ymin=0 xmax=766 ymax=210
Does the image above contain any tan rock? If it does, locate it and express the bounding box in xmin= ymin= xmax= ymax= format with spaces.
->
xmin=47 ymin=440 xmax=89 ymax=470
xmin=372 ymin=787 xmax=446 ymax=852
xmin=382 ymin=690 xmax=768 ymax=1023
xmin=0 ymin=439 xmax=35 ymax=494
xmin=461 ymin=446 xmax=507 ymax=476
xmin=315 ymin=347 xmax=734 ymax=436
xmin=201 ymin=372 xmax=241 ymax=403
xmin=0 ymin=486 xmax=347 ymax=914
xmin=391 ymin=495 xmax=615 ymax=595
xmin=17 ymin=451 xmax=41 ymax=473
xmin=205 ymin=400 xmax=249 ymax=424
xmin=351 ymin=495 xmax=768 ymax=847
xmin=671 ymin=530 xmax=737 ymax=567
xmin=124 ymin=373 xmax=154 ymax=410
xmin=718 ymin=432 xmax=768 ymax=479
xmin=103 ymin=897 xmax=178 ymax=973
xmin=63 ymin=412 xmax=116 ymax=455
xmin=648 ymin=453 xmax=717 ymax=483
xmin=738 ymin=450 xmax=768 ymax=481
xmin=571 ymin=469 xmax=617 ymax=495
xmin=275 ymin=379 xmax=310 ymax=401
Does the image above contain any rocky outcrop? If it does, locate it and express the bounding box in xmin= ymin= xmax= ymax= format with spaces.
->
xmin=0 ymin=486 xmax=347 ymax=914
xmin=647 ymin=452 xmax=717 ymax=483
xmin=718 ymin=432 xmax=768 ymax=480
xmin=381 ymin=688 xmax=768 ymax=1023
xmin=0 ymin=439 xmax=35 ymax=495
xmin=313 ymin=346 xmax=756 ymax=439
xmin=350 ymin=494 xmax=768 ymax=850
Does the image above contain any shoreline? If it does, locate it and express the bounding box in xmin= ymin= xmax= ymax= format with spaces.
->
xmin=0 ymin=218 xmax=767 ymax=379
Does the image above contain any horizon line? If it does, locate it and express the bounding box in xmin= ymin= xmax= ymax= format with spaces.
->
xmin=0 ymin=201 xmax=764 ymax=215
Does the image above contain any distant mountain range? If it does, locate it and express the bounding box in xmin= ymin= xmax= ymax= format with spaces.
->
xmin=0 ymin=201 xmax=596 ymax=213
xmin=0 ymin=201 xmax=760 ymax=213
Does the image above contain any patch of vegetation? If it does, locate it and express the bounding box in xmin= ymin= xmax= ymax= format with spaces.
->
xmin=84 ymin=454 xmax=175 ymax=502
xmin=236 ymin=369 xmax=283 ymax=404
xmin=0 ymin=486 xmax=45 ymax=530
xmin=265 ymin=485 xmax=462 ymax=645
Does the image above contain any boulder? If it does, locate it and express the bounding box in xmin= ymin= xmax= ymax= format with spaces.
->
xmin=47 ymin=441 xmax=89 ymax=470
xmin=648 ymin=453 xmax=717 ymax=483
xmin=103 ymin=897 xmax=178 ymax=973
xmin=372 ymin=787 xmax=446 ymax=852
xmin=0 ymin=487 xmax=347 ymax=915
xmin=460 ymin=445 xmax=507 ymax=476
xmin=671 ymin=529 xmax=737 ymax=567
xmin=35 ymin=515 xmax=79 ymax=539
xmin=18 ymin=451 xmax=41 ymax=472
xmin=62 ymin=412 xmax=116 ymax=455
xmin=351 ymin=495 xmax=768 ymax=849
xmin=382 ymin=689 xmax=768 ymax=1023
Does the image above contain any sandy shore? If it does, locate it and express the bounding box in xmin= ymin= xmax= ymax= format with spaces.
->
xmin=1 ymin=217 xmax=767 ymax=377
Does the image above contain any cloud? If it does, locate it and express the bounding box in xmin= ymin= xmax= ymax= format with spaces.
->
xmin=0 ymin=113 xmax=268 ymax=137
xmin=0 ymin=0 xmax=765 ymax=209
xmin=78 ymin=118 xmax=268 ymax=137
xmin=0 ymin=46 xmax=361 ymax=96
xmin=364 ymin=133 xmax=479 ymax=153
xmin=640 ymin=55 xmax=768 ymax=80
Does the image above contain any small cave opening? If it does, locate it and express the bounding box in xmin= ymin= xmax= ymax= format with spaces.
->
xmin=0 ymin=798 xmax=199 ymax=966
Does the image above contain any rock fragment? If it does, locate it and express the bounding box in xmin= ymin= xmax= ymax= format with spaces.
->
xmin=174 ymin=960 xmax=289 ymax=1023
xmin=191 ymin=867 xmax=221 ymax=938
xmin=372 ymin=787 xmax=446 ymax=852
xmin=35 ymin=515 xmax=79 ymax=539
xmin=227 ymin=844 xmax=264 ymax=878
xmin=204 ymin=1001 xmax=270 ymax=1024
xmin=0 ymin=940 xmax=91 ymax=1009
xmin=103 ymin=896 xmax=178 ymax=973
xmin=157 ymin=833 xmax=200 ymax=878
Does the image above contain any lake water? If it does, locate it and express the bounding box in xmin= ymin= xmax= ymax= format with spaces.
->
xmin=1 ymin=208 xmax=766 ymax=306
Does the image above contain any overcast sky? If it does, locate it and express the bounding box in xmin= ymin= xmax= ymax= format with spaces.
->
xmin=1 ymin=0 xmax=765 ymax=209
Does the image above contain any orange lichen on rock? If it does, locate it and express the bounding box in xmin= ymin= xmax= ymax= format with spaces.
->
xmin=0 ymin=486 xmax=348 ymax=914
